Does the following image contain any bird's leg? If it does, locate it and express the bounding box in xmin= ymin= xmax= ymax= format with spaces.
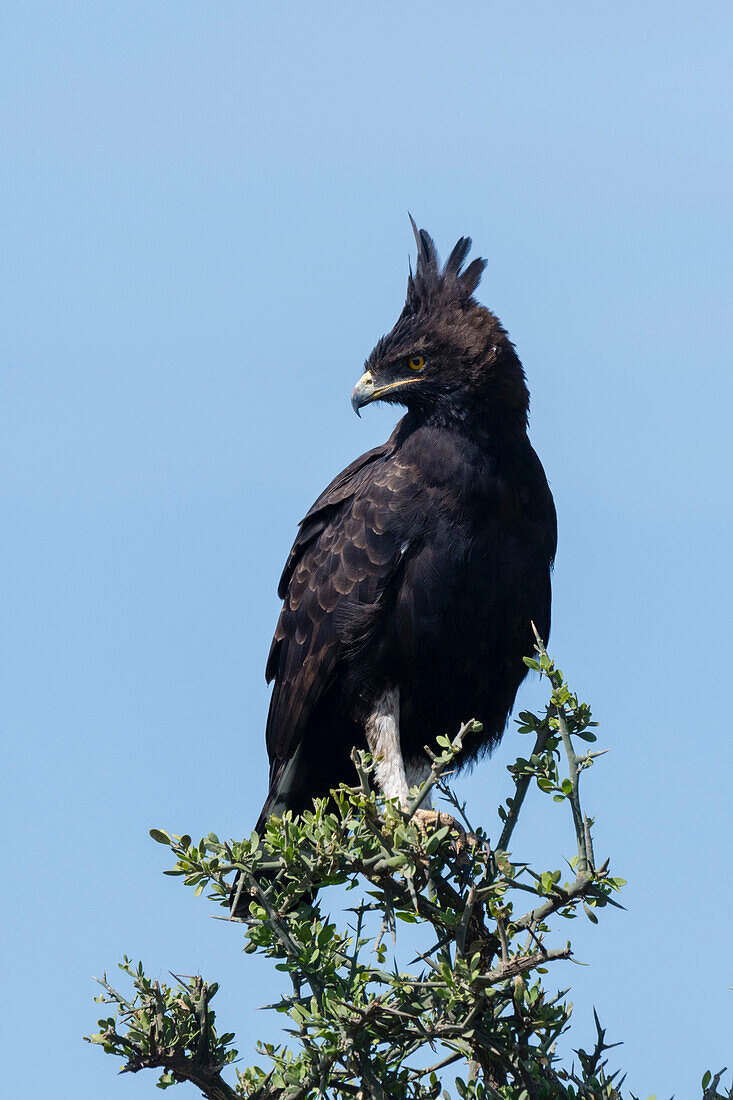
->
xmin=364 ymin=697 xmax=460 ymax=833
xmin=363 ymin=693 xmax=464 ymax=851
xmin=412 ymin=806 xmax=463 ymax=833
xmin=364 ymin=688 xmax=411 ymax=809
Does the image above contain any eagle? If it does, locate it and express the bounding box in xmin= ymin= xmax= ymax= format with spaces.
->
xmin=256 ymin=220 xmax=557 ymax=833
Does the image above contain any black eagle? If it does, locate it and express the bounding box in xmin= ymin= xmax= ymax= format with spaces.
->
xmin=257 ymin=220 xmax=556 ymax=832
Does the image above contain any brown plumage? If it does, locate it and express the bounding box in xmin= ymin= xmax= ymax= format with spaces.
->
xmin=257 ymin=219 xmax=556 ymax=832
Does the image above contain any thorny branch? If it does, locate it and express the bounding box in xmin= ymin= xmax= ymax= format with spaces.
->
xmin=88 ymin=639 xmax=725 ymax=1099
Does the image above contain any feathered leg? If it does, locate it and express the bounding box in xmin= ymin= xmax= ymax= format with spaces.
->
xmin=364 ymin=690 xmax=467 ymax=847
xmin=364 ymin=689 xmax=436 ymax=812
xmin=364 ymin=688 xmax=411 ymax=806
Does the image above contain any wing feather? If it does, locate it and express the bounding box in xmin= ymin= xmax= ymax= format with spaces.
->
xmin=265 ymin=430 xmax=420 ymax=773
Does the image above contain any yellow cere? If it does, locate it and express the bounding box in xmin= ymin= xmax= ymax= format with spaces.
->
xmin=408 ymin=355 xmax=425 ymax=371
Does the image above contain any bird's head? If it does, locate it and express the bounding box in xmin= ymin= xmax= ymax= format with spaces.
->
xmin=352 ymin=218 xmax=529 ymax=437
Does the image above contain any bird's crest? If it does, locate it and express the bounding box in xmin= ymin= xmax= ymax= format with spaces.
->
xmin=405 ymin=215 xmax=487 ymax=314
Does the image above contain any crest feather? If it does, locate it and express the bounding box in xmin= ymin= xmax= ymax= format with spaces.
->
xmin=458 ymin=257 xmax=487 ymax=297
xmin=404 ymin=217 xmax=486 ymax=313
xmin=445 ymin=236 xmax=472 ymax=277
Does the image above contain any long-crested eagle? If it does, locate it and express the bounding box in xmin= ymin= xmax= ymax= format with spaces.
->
xmin=256 ymin=220 xmax=556 ymax=833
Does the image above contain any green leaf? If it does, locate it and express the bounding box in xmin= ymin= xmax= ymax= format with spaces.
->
xmin=93 ymin=643 xmax=630 ymax=1098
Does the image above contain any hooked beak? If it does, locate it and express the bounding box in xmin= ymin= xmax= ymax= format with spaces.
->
xmin=350 ymin=371 xmax=422 ymax=417
xmin=351 ymin=371 xmax=375 ymax=417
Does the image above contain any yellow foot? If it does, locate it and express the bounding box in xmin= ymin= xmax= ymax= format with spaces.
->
xmin=412 ymin=809 xmax=467 ymax=857
xmin=413 ymin=808 xmax=454 ymax=829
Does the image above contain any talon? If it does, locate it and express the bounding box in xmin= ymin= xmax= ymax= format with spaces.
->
xmin=413 ymin=808 xmax=452 ymax=830
xmin=413 ymin=809 xmax=468 ymax=858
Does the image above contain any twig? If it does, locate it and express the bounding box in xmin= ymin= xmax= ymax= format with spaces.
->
xmin=405 ymin=719 xmax=481 ymax=819
xmin=495 ymin=909 xmax=510 ymax=966
xmin=531 ymin=626 xmax=593 ymax=876
xmin=513 ymin=873 xmax=593 ymax=931
xmin=410 ymin=1047 xmax=465 ymax=1080
xmin=555 ymin=705 xmax=588 ymax=874
xmin=473 ymin=946 xmax=571 ymax=987
xmin=237 ymin=867 xmax=326 ymax=1003
xmin=95 ymin=973 xmax=135 ymax=1012
xmin=455 ymin=885 xmax=477 ymax=958
xmin=497 ymin=723 xmax=550 ymax=853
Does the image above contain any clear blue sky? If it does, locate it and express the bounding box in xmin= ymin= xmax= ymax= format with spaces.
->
xmin=2 ymin=3 xmax=731 ymax=1097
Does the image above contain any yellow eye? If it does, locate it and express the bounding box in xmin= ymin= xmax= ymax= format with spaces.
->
xmin=408 ymin=355 xmax=426 ymax=372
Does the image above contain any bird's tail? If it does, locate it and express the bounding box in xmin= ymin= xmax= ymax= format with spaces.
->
xmin=254 ymin=744 xmax=308 ymax=835
xmin=230 ymin=748 xmax=317 ymax=917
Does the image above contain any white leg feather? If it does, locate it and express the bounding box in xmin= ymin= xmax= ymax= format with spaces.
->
xmin=364 ymin=688 xmax=411 ymax=808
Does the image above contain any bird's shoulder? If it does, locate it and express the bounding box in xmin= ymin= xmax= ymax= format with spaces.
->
xmin=276 ymin=419 xmax=556 ymax=612
xmin=277 ymin=418 xmax=422 ymax=598
xmin=387 ymin=423 xmax=551 ymax=506
xmin=394 ymin=424 xmax=557 ymax=561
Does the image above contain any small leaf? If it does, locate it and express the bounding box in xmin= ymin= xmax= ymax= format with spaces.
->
xmin=149 ymin=829 xmax=171 ymax=845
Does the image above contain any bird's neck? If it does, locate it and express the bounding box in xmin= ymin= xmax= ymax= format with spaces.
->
xmin=403 ymin=404 xmax=528 ymax=450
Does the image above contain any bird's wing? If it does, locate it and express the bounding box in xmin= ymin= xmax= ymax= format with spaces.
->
xmin=264 ymin=437 xmax=420 ymax=775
